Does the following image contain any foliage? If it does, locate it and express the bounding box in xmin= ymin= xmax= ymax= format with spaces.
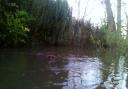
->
xmin=30 ymin=0 xmax=72 ymax=45
xmin=0 ymin=0 xmax=72 ymax=47
xmin=93 ymin=22 xmax=128 ymax=55
xmin=0 ymin=1 xmax=31 ymax=47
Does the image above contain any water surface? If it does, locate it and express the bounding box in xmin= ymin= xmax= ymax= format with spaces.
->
xmin=0 ymin=47 xmax=128 ymax=89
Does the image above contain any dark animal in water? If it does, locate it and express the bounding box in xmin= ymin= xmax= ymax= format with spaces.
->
xmin=47 ymin=54 xmax=57 ymax=60
xmin=46 ymin=52 xmax=61 ymax=60
xmin=36 ymin=52 xmax=61 ymax=60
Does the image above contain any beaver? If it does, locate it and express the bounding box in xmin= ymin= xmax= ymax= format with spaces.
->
xmin=36 ymin=52 xmax=61 ymax=60
xmin=46 ymin=52 xmax=61 ymax=60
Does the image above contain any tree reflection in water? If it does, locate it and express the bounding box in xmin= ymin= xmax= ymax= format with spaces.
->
xmin=104 ymin=56 xmax=128 ymax=89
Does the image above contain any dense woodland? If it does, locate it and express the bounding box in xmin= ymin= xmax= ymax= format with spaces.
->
xmin=0 ymin=0 xmax=127 ymax=51
xmin=0 ymin=0 xmax=74 ymax=47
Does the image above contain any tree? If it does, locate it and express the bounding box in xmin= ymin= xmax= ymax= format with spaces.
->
xmin=125 ymin=13 xmax=128 ymax=38
xmin=105 ymin=0 xmax=116 ymax=31
xmin=0 ymin=1 xmax=30 ymax=47
xmin=117 ymin=0 xmax=121 ymax=32
xmin=30 ymin=0 xmax=72 ymax=45
xmin=0 ymin=0 xmax=72 ymax=47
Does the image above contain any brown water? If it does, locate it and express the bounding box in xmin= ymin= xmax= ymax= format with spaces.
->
xmin=0 ymin=47 xmax=128 ymax=89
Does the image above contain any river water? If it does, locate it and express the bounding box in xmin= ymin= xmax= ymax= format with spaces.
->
xmin=0 ymin=47 xmax=128 ymax=89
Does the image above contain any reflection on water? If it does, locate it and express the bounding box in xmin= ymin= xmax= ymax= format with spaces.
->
xmin=63 ymin=57 xmax=102 ymax=89
xmin=104 ymin=56 xmax=128 ymax=89
xmin=0 ymin=48 xmax=128 ymax=89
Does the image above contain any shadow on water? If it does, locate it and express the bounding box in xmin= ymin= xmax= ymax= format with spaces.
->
xmin=0 ymin=47 xmax=128 ymax=89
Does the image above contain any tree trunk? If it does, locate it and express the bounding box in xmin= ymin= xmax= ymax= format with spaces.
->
xmin=117 ymin=0 xmax=121 ymax=32
xmin=105 ymin=0 xmax=116 ymax=31
xmin=125 ymin=13 xmax=128 ymax=38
